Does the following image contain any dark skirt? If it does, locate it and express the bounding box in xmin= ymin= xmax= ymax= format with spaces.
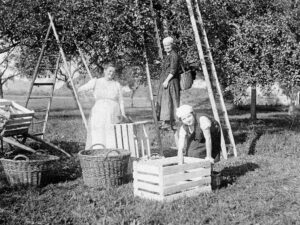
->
xmin=156 ymin=78 xmax=180 ymax=122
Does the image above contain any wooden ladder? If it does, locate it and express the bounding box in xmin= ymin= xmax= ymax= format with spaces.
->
xmin=25 ymin=23 xmax=61 ymax=139
xmin=186 ymin=0 xmax=237 ymax=158
xmin=25 ymin=13 xmax=88 ymax=139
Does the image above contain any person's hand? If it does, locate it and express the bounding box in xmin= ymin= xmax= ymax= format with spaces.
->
xmin=121 ymin=115 xmax=132 ymax=123
xmin=205 ymin=156 xmax=214 ymax=164
xmin=163 ymin=80 xmax=169 ymax=88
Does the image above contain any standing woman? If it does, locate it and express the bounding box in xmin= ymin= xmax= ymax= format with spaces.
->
xmin=156 ymin=36 xmax=180 ymax=130
xmin=78 ymin=63 xmax=127 ymax=149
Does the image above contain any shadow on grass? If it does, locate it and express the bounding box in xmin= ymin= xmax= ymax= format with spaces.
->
xmin=248 ymin=131 xmax=263 ymax=155
xmin=219 ymin=162 xmax=259 ymax=189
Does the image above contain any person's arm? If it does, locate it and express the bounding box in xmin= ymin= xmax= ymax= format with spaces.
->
xmin=78 ymin=78 xmax=96 ymax=93
xmin=117 ymin=82 xmax=126 ymax=117
xmin=163 ymin=74 xmax=174 ymax=88
xmin=177 ymin=126 xmax=187 ymax=164
xmin=163 ymin=52 xmax=179 ymax=88
xmin=199 ymin=116 xmax=214 ymax=163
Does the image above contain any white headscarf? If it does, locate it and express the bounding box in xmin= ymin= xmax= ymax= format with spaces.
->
xmin=163 ymin=36 xmax=174 ymax=45
xmin=176 ymin=105 xmax=194 ymax=119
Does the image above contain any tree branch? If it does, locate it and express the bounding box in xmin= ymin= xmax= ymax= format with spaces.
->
xmin=0 ymin=42 xmax=19 ymax=54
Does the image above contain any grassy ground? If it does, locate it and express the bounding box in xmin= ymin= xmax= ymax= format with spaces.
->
xmin=0 ymin=88 xmax=300 ymax=225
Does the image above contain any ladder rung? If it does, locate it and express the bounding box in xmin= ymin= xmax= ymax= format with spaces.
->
xmin=29 ymin=96 xmax=52 ymax=99
xmin=32 ymin=120 xmax=46 ymax=125
xmin=34 ymin=108 xmax=48 ymax=113
xmin=33 ymin=82 xmax=55 ymax=86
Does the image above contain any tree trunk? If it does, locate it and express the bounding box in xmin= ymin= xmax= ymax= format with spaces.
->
xmin=250 ymin=85 xmax=257 ymax=121
xmin=0 ymin=82 xmax=3 ymax=99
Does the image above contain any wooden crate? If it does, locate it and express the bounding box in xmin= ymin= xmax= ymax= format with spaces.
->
xmin=0 ymin=99 xmax=34 ymax=136
xmin=111 ymin=121 xmax=152 ymax=158
xmin=133 ymin=156 xmax=211 ymax=201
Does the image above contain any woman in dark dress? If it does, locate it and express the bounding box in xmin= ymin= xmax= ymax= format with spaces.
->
xmin=156 ymin=36 xmax=180 ymax=130
xmin=176 ymin=105 xmax=221 ymax=163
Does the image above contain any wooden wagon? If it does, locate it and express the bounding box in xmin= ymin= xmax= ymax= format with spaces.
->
xmin=0 ymin=99 xmax=70 ymax=157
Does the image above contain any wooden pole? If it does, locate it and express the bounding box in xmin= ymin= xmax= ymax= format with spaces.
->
xmin=143 ymin=42 xmax=163 ymax=156
xmin=185 ymin=0 xmax=227 ymax=159
xmin=150 ymin=0 xmax=163 ymax=60
xmin=75 ymin=42 xmax=93 ymax=80
xmin=250 ymin=85 xmax=257 ymax=121
xmin=48 ymin=13 xmax=88 ymax=130
xmin=195 ymin=0 xmax=237 ymax=157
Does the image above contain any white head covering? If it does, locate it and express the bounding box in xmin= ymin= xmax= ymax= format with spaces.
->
xmin=176 ymin=105 xmax=194 ymax=119
xmin=163 ymin=36 xmax=174 ymax=45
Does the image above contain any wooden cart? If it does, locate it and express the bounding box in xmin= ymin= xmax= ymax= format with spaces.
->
xmin=0 ymin=99 xmax=70 ymax=157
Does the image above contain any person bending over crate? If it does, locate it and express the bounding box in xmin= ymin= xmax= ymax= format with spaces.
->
xmin=176 ymin=104 xmax=221 ymax=164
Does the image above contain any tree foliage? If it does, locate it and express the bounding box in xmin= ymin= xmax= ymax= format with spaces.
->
xmin=1 ymin=0 xmax=300 ymax=102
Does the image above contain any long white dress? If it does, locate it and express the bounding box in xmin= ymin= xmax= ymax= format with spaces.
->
xmin=79 ymin=77 xmax=124 ymax=149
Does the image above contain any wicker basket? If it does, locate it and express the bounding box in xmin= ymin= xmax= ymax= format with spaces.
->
xmin=0 ymin=154 xmax=59 ymax=186
xmin=78 ymin=144 xmax=131 ymax=188
xmin=180 ymin=64 xmax=193 ymax=91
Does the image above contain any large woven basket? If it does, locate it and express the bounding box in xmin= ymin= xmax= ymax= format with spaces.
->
xmin=78 ymin=144 xmax=131 ymax=188
xmin=0 ymin=154 xmax=59 ymax=186
xmin=180 ymin=70 xmax=193 ymax=91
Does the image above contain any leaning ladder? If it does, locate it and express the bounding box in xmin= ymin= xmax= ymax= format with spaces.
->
xmin=25 ymin=24 xmax=61 ymax=139
xmin=186 ymin=0 xmax=237 ymax=158
xmin=25 ymin=13 xmax=88 ymax=139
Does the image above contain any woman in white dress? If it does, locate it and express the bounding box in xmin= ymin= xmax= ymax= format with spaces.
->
xmin=78 ymin=63 xmax=127 ymax=149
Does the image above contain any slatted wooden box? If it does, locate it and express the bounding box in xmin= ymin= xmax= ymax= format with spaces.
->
xmin=0 ymin=99 xmax=34 ymax=136
xmin=133 ymin=156 xmax=211 ymax=201
xmin=109 ymin=121 xmax=152 ymax=180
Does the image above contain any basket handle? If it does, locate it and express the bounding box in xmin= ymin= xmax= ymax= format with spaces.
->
xmin=13 ymin=154 xmax=29 ymax=161
xmin=104 ymin=149 xmax=121 ymax=160
xmin=88 ymin=144 xmax=106 ymax=150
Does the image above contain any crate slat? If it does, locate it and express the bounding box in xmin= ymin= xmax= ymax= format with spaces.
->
xmin=10 ymin=113 xmax=34 ymax=118
xmin=163 ymin=168 xmax=211 ymax=186
xmin=6 ymin=118 xmax=33 ymax=126
xmin=121 ymin=124 xmax=130 ymax=151
xmin=115 ymin=125 xmax=123 ymax=149
xmin=133 ymin=172 xmax=160 ymax=183
xmin=2 ymin=128 xmax=29 ymax=136
xmin=127 ymin=124 xmax=136 ymax=157
xmin=163 ymin=161 xmax=210 ymax=175
xmin=4 ymin=122 xmax=32 ymax=130
xmin=134 ymin=189 xmax=162 ymax=201
xmin=140 ymin=156 xmax=179 ymax=166
xmin=163 ymin=177 xmax=211 ymax=196
xmin=164 ymin=185 xmax=212 ymax=202
xmin=134 ymin=181 xmax=161 ymax=193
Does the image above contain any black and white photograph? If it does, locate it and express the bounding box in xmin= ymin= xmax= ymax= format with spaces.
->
xmin=0 ymin=0 xmax=299 ymax=224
